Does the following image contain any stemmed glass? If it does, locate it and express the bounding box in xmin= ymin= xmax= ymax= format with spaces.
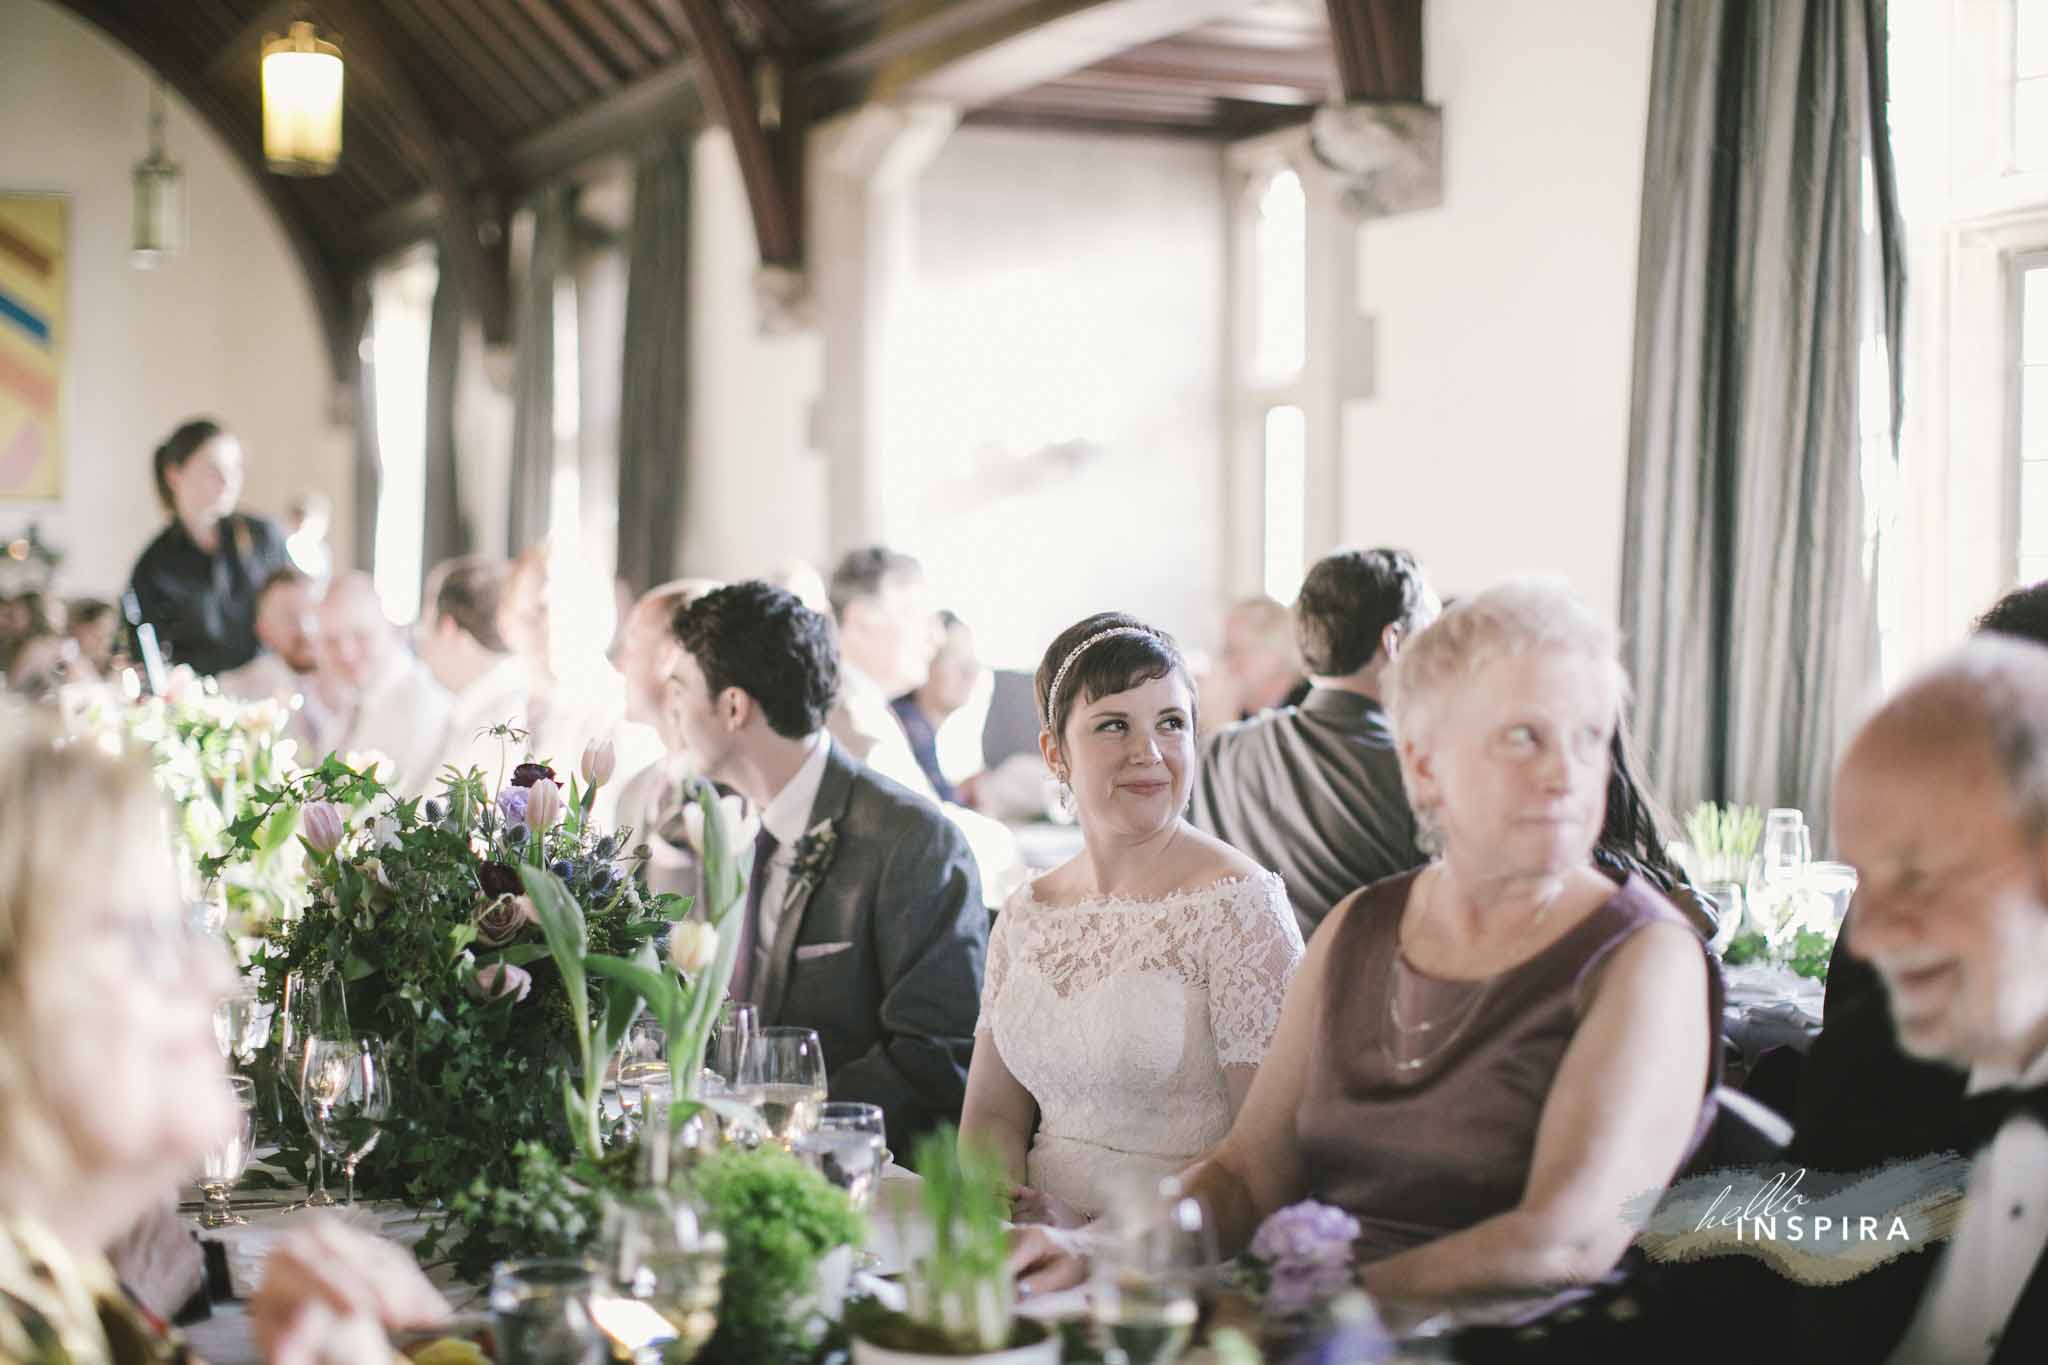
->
xmin=1091 ymin=1180 xmax=1211 ymax=1365
xmin=280 ymin=970 xmax=339 ymax=1208
xmin=197 ymin=1075 xmax=257 ymax=1228
xmin=302 ymin=1034 xmax=390 ymax=1207
xmin=795 ymin=1102 xmax=888 ymax=1212
xmin=214 ymin=987 xmax=272 ymax=1065
xmin=706 ymin=1001 xmax=756 ymax=1088
xmin=737 ymin=1027 xmax=827 ymax=1150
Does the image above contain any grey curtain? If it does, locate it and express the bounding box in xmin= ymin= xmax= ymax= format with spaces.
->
xmin=1620 ymin=0 xmax=1905 ymax=846
xmin=421 ymin=241 xmax=470 ymax=576
xmin=350 ymin=281 xmax=379 ymax=574
xmin=508 ymin=186 xmax=573 ymax=553
xmin=615 ymin=137 xmax=693 ymax=594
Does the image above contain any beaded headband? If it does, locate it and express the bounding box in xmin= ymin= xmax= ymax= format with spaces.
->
xmin=1041 ymin=626 xmax=1163 ymax=732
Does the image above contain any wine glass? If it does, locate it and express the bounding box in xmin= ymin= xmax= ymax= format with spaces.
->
xmin=707 ymin=1001 xmax=756 ymax=1087
xmin=1091 ymin=1180 xmax=1211 ymax=1365
xmin=618 ymin=1059 xmax=670 ymax=1131
xmin=599 ymin=1187 xmax=726 ymax=1363
xmin=197 ymin=1075 xmax=257 ymax=1228
xmin=737 ymin=1027 xmax=827 ymax=1150
xmin=490 ymin=1259 xmax=608 ymax=1365
xmin=302 ymin=1034 xmax=391 ymax=1207
xmin=214 ymin=988 xmax=272 ymax=1065
xmin=794 ymin=1102 xmax=887 ymax=1212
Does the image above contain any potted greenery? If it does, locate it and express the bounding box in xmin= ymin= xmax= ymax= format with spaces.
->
xmin=847 ymin=1128 xmax=1060 ymax=1364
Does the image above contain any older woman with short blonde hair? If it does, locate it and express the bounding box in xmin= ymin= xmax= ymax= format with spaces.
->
xmin=1013 ymin=580 xmax=1718 ymax=1300
xmin=0 ymin=706 xmax=447 ymax=1360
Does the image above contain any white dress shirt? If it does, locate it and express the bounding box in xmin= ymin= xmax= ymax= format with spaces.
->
xmin=329 ymin=652 xmax=454 ymax=797
xmin=748 ymin=731 xmax=832 ymax=990
xmin=827 ymin=663 xmax=939 ymax=803
xmin=434 ymin=653 xmax=533 ymax=786
xmin=1888 ymin=1047 xmax=2048 ymax=1365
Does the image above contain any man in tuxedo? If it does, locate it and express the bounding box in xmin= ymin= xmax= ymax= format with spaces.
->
xmin=1817 ymin=635 xmax=2048 ymax=1364
xmin=1188 ymin=548 xmax=1437 ymax=939
xmin=666 ymin=581 xmax=985 ymax=1159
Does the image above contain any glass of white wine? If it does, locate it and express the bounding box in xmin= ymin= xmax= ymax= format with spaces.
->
xmin=737 ymin=1026 xmax=827 ymax=1150
xmin=302 ymin=1034 xmax=391 ymax=1207
xmin=197 ymin=1074 xmax=257 ymax=1228
xmin=1092 ymin=1180 xmax=1210 ymax=1365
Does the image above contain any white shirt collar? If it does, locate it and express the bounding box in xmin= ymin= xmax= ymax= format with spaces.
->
xmin=1968 ymin=1038 xmax=2048 ymax=1096
xmin=759 ymin=731 xmax=831 ymax=849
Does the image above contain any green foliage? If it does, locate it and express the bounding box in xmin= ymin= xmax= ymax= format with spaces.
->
xmin=1787 ymin=928 xmax=1833 ymax=982
xmin=1722 ymin=931 xmax=1768 ymax=966
xmin=694 ymin=1147 xmax=865 ymax=1365
xmin=1683 ymin=802 xmax=1765 ymax=862
xmin=901 ymin=1127 xmax=1016 ymax=1353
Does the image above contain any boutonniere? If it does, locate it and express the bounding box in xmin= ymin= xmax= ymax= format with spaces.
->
xmin=786 ymin=820 xmax=838 ymax=905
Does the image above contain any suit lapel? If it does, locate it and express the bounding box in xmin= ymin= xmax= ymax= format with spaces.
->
xmin=760 ymin=741 xmax=855 ymax=1021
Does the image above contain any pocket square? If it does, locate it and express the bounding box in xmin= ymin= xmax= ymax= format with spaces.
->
xmin=795 ymin=941 xmax=853 ymax=961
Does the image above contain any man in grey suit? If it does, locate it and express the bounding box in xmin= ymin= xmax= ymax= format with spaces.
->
xmin=666 ymin=581 xmax=985 ymax=1160
xmin=1189 ymin=549 xmax=1440 ymax=940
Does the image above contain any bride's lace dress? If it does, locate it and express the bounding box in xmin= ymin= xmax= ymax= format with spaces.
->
xmin=980 ymin=870 xmax=1304 ymax=1218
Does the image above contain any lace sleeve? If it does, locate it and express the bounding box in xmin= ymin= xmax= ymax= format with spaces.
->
xmin=1207 ymin=874 xmax=1306 ymax=1068
xmin=978 ymin=889 xmax=1023 ymax=1026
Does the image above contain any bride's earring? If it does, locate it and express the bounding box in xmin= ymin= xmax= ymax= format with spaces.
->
xmin=1056 ymin=769 xmax=1076 ymax=818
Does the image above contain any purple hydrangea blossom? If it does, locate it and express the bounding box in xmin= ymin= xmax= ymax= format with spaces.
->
xmin=1250 ymin=1201 xmax=1361 ymax=1269
xmin=496 ymin=786 xmax=529 ymax=827
xmin=1263 ymin=1260 xmax=1357 ymax=1319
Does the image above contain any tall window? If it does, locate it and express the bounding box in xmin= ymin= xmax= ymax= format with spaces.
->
xmin=2019 ymin=256 xmax=2048 ymax=582
xmin=1262 ymin=405 xmax=1307 ymax=601
xmin=1252 ymin=170 xmax=1307 ymax=384
xmin=368 ymin=253 xmax=437 ymax=624
xmin=1246 ymin=166 xmax=1309 ymax=601
xmin=2018 ymin=0 xmax=2048 ymax=170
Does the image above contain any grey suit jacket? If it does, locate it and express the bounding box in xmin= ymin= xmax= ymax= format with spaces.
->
xmin=756 ymin=742 xmax=986 ymax=1162
xmin=1188 ymin=688 xmax=1425 ymax=940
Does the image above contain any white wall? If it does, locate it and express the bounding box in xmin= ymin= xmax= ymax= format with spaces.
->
xmin=888 ymin=126 xmax=1227 ymax=668
xmin=1339 ymin=0 xmax=1655 ymax=619
xmin=0 ymin=0 xmax=352 ymax=599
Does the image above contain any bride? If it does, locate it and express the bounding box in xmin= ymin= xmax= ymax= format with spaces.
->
xmin=961 ymin=612 xmax=1304 ymax=1223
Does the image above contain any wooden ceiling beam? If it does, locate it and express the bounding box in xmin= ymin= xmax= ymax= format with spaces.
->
xmin=462 ymin=0 xmax=598 ymax=105
xmin=49 ymin=0 xmax=356 ymax=384
xmin=558 ymin=0 xmax=653 ymax=76
xmin=1053 ymin=65 xmax=1321 ymax=107
xmin=599 ymin=0 xmax=678 ymax=61
xmin=512 ymin=0 xmax=618 ymax=93
xmin=1326 ymin=0 xmax=1423 ymax=102
xmin=807 ymin=0 xmax=1260 ymax=115
xmin=679 ymin=0 xmax=800 ymax=266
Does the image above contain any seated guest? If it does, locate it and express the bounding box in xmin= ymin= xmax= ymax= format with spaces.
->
xmin=418 ymin=555 xmax=532 ymax=783
xmin=0 ymin=705 xmax=449 ymax=1360
xmin=614 ymin=578 xmax=723 ymax=897
xmin=961 ymin=613 xmax=1303 ymax=1222
xmin=1804 ymin=636 xmax=2048 ymax=1363
xmin=5 ymin=630 xmax=83 ymax=702
xmin=1011 ymin=580 xmax=1717 ymax=1298
xmin=827 ymin=546 xmax=946 ymax=801
xmin=0 ymin=592 xmax=62 ymax=679
xmin=128 ymin=419 xmax=289 ymax=677
xmin=1201 ymin=595 xmax=1310 ymax=729
xmin=669 ymin=582 xmax=986 ymax=1160
xmin=1598 ymin=721 xmax=1716 ymax=938
xmin=1189 ymin=548 xmax=1438 ymax=939
xmin=891 ymin=610 xmax=979 ymax=805
xmin=65 ymin=598 xmax=120 ymax=678
xmin=317 ymin=573 xmax=451 ymax=793
xmin=219 ymin=567 xmax=332 ymax=747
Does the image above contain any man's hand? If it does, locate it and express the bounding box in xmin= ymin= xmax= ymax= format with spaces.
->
xmin=249 ymin=1218 xmax=448 ymax=1365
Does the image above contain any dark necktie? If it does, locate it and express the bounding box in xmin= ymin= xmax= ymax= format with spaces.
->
xmin=1956 ymin=1083 xmax=2048 ymax=1154
xmin=729 ymin=828 xmax=778 ymax=1006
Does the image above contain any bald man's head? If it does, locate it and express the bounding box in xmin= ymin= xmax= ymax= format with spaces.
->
xmin=619 ymin=578 xmax=721 ymax=736
xmin=1839 ymin=636 xmax=2048 ymax=1073
xmin=316 ymin=573 xmax=397 ymax=693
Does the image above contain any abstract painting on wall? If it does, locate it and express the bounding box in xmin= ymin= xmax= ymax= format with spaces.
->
xmin=0 ymin=194 xmax=66 ymax=500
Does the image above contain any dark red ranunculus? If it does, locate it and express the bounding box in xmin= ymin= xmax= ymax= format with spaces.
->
xmin=477 ymin=860 xmax=523 ymax=899
xmin=511 ymin=762 xmax=559 ymax=789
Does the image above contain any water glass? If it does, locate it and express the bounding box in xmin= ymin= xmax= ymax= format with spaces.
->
xmin=302 ymin=1034 xmax=391 ymax=1207
xmin=490 ymin=1259 xmax=608 ymax=1365
xmin=1092 ymin=1180 xmax=1211 ymax=1365
xmin=738 ymin=1027 xmax=828 ymax=1150
xmin=706 ymin=1001 xmax=756 ymax=1086
xmin=795 ymin=1102 xmax=888 ymax=1211
xmin=198 ymin=1075 xmax=257 ymax=1228
xmin=214 ymin=989 xmax=272 ymax=1064
xmin=600 ymin=1189 xmax=726 ymax=1364
xmin=623 ymin=1015 xmax=666 ymax=1066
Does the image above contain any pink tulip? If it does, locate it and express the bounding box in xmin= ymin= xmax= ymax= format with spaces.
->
xmin=470 ymin=962 xmax=533 ymax=1004
xmin=581 ymin=739 xmax=616 ymax=790
xmin=525 ymin=778 xmax=563 ymax=832
xmin=302 ymin=802 xmax=346 ymax=856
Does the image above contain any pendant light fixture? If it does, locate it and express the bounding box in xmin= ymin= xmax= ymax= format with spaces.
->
xmin=261 ymin=20 xmax=344 ymax=176
xmin=131 ymin=80 xmax=185 ymax=268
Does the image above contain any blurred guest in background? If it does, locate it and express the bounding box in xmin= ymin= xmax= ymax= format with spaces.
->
xmin=827 ymin=546 xmax=945 ymax=801
xmin=5 ymin=630 xmax=83 ymax=702
xmin=128 ymin=419 xmax=289 ymax=678
xmin=65 ymin=598 xmax=120 ymax=678
xmin=219 ymin=568 xmax=330 ymax=747
xmin=317 ymin=573 xmax=451 ymax=794
xmin=892 ymin=610 xmax=979 ymax=805
xmin=615 ymin=577 xmax=723 ymax=897
xmin=419 ymin=555 xmax=530 ymax=783
xmin=1200 ymin=595 xmax=1309 ymax=728
xmin=1191 ymin=549 xmax=1436 ymax=939
xmin=0 ymin=592 xmax=64 ymax=679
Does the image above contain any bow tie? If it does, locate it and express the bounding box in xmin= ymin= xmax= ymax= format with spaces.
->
xmin=1956 ymin=1083 xmax=2048 ymax=1154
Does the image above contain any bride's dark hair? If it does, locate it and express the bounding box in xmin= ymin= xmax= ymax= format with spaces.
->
xmin=1035 ymin=611 xmax=1194 ymax=754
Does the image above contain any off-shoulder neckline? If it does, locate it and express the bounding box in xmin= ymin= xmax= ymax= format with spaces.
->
xmin=1021 ymin=868 xmax=1284 ymax=912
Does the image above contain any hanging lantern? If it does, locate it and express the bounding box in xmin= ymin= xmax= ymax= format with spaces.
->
xmin=261 ymin=20 xmax=344 ymax=176
xmin=131 ymin=81 xmax=185 ymax=268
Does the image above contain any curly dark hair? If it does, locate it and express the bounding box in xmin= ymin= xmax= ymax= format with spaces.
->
xmin=1976 ymin=579 xmax=2048 ymax=648
xmin=673 ymin=581 xmax=840 ymax=740
xmin=1295 ymin=548 xmax=1435 ymax=677
xmin=1034 ymin=611 xmax=1192 ymax=754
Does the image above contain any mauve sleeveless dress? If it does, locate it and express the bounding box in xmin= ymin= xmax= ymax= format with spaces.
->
xmin=1295 ymin=867 xmax=1722 ymax=1262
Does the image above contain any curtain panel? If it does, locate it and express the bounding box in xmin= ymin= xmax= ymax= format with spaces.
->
xmin=614 ymin=136 xmax=694 ymax=595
